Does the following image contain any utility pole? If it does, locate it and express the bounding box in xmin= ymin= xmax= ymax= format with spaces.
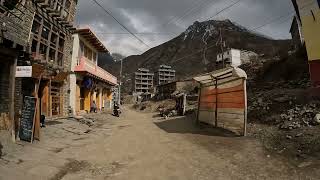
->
xmin=219 ymin=28 xmax=225 ymax=69
xmin=118 ymin=59 xmax=123 ymax=105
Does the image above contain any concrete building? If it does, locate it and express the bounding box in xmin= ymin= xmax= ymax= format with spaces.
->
xmin=216 ymin=48 xmax=258 ymax=67
xmin=291 ymin=0 xmax=320 ymax=87
xmin=155 ymin=65 xmax=176 ymax=85
xmin=70 ymin=28 xmax=117 ymax=115
xmin=290 ymin=16 xmax=305 ymax=51
xmin=133 ymin=68 xmax=154 ymax=94
xmin=0 ymin=0 xmax=78 ymax=140
xmin=156 ymin=79 xmax=199 ymax=100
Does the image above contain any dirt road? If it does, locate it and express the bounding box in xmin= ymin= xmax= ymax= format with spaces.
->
xmin=0 ymin=107 xmax=319 ymax=180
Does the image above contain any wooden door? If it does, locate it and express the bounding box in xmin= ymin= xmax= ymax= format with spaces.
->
xmin=51 ymin=82 xmax=63 ymax=116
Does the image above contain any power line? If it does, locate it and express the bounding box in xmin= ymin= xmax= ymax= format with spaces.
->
xmin=172 ymin=3 xmax=313 ymax=64
xmin=204 ymin=0 xmax=243 ymax=21
xmin=95 ymin=32 xmax=176 ymax=36
xmin=162 ymin=0 xmax=207 ymax=27
xmin=171 ymin=0 xmax=217 ymax=27
xmin=250 ymin=0 xmax=316 ymax=32
xmin=251 ymin=12 xmax=293 ymax=31
xmin=90 ymin=0 xmax=151 ymax=48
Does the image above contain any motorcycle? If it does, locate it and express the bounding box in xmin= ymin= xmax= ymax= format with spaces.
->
xmin=113 ymin=105 xmax=121 ymax=117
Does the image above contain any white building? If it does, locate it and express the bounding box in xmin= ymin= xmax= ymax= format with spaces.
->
xmin=216 ymin=48 xmax=258 ymax=67
xmin=69 ymin=28 xmax=117 ymax=115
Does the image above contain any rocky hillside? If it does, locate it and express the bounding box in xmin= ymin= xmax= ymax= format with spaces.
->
xmin=102 ymin=19 xmax=291 ymax=93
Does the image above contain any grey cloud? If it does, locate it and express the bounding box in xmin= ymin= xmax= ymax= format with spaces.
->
xmin=75 ymin=0 xmax=294 ymax=56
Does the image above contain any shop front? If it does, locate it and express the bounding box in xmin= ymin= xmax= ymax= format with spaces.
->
xmin=73 ymin=74 xmax=115 ymax=114
xmin=69 ymin=28 xmax=117 ymax=115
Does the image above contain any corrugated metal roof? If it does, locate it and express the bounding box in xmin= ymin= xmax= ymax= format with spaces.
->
xmin=193 ymin=67 xmax=247 ymax=86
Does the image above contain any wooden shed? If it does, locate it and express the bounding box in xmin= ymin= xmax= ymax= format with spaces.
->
xmin=193 ymin=67 xmax=248 ymax=136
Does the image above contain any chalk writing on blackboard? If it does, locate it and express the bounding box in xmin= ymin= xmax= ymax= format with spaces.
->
xmin=19 ymin=96 xmax=36 ymax=142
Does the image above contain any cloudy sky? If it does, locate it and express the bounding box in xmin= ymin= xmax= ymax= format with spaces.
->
xmin=75 ymin=0 xmax=294 ymax=56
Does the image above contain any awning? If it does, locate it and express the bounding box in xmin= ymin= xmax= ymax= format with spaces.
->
xmin=32 ymin=64 xmax=45 ymax=78
xmin=193 ymin=67 xmax=247 ymax=86
xmin=52 ymin=71 xmax=69 ymax=82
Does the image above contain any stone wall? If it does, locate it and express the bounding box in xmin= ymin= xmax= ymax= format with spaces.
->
xmin=0 ymin=61 xmax=10 ymax=130
xmin=0 ymin=1 xmax=34 ymax=47
xmin=61 ymin=0 xmax=78 ymax=116
xmin=59 ymin=35 xmax=73 ymax=116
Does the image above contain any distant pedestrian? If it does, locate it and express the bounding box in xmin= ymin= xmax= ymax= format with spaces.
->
xmin=90 ymin=101 xmax=97 ymax=113
xmin=40 ymin=115 xmax=46 ymax=128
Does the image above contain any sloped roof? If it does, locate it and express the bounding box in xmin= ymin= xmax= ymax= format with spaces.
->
xmin=74 ymin=28 xmax=108 ymax=53
xmin=193 ymin=67 xmax=247 ymax=86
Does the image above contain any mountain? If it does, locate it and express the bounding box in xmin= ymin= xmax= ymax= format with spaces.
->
xmin=111 ymin=53 xmax=126 ymax=62
xmin=98 ymin=53 xmax=114 ymax=69
xmin=104 ymin=19 xmax=291 ymax=93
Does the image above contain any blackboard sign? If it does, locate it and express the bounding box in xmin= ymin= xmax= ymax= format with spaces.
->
xmin=19 ymin=96 xmax=36 ymax=142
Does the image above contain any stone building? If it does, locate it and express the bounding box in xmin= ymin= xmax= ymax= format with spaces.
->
xmin=155 ymin=65 xmax=176 ymax=86
xmin=0 ymin=1 xmax=34 ymax=138
xmin=0 ymin=0 xmax=78 ymax=140
xmin=133 ymin=68 xmax=154 ymax=94
xmin=156 ymin=79 xmax=198 ymax=100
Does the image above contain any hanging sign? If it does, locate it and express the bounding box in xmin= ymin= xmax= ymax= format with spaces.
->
xmin=16 ymin=66 xmax=32 ymax=77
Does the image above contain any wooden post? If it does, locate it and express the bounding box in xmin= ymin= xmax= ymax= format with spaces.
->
xmin=214 ymin=77 xmax=218 ymax=127
xmin=9 ymin=56 xmax=17 ymax=142
xmin=243 ymin=79 xmax=248 ymax=136
xmin=220 ymin=28 xmax=225 ymax=68
xmin=33 ymin=75 xmax=43 ymax=141
xmin=196 ymin=84 xmax=202 ymax=125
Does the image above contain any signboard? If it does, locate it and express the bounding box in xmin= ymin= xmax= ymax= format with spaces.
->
xmin=19 ymin=96 xmax=36 ymax=142
xmin=16 ymin=66 xmax=32 ymax=77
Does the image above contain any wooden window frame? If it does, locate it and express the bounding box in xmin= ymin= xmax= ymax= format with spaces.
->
xmin=30 ymin=12 xmax=66 ymax=67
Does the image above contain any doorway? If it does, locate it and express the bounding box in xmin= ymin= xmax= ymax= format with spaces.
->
xmin=51 ymin=82 xmax=63 ymax=116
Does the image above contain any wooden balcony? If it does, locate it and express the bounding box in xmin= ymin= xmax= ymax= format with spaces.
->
xmin=75 ymin=56 xmax=117 ymax=85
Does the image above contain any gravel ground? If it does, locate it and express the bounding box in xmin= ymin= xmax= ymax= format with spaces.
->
xmin=0 ymin=107 xmax=319 ymax=180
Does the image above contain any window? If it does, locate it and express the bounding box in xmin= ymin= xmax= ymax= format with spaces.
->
xmin=58 ymin=53 xmax=63 ymax=66
xmin=34 ymin=15 xmax=42 ymax=22
xmin=50 ymin=33 xmax=58 ymax=45
xmin=84 ymin=45 xmax=88 ymax=57
xmin=58 ymin=38 xmax=65 ymax=52
xmin=318 ymin=0 xmax=320 ymax=8
xmin=30 ymin=13 xmax=66 ymax=67
xmin=31 ymin=40 xmax=38 ymax=53
xmin=49 ymin=48 xmax=56 ymax=62
xmin=41 ymin=26 xmax=50 ymax=40
xmin=87 ymin=48 xmax=92 ymax=60
xmin=80 ymin=41 xmax=84 ymax=56
xmin=93 ymin=52 xmax=97 ymax=62
xmin=40 ymin=43 xmax=47 ymax=55
xmin=31 ymin=21 xmax=41 ymax=34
